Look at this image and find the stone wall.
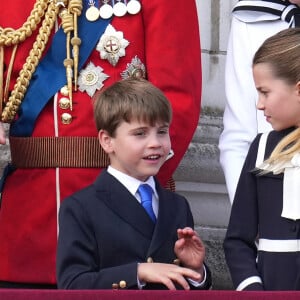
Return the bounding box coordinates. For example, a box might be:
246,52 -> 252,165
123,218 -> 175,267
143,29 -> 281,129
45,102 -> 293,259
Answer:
174,111 -> 232,290
0,124 -> 11,170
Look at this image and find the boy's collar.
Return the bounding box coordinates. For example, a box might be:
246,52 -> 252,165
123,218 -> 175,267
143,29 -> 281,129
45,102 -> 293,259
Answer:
107,166 -> 156,195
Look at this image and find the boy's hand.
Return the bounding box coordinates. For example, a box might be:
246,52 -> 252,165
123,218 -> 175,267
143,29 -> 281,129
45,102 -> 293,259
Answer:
174,227 -> 205,275
137,262 -> 201,290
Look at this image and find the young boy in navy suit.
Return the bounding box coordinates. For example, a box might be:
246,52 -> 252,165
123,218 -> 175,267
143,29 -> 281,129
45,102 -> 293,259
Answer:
56,78 -> 211,290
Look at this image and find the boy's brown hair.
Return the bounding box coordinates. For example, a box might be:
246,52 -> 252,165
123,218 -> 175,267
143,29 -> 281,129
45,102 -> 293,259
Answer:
93,78 -> 172,137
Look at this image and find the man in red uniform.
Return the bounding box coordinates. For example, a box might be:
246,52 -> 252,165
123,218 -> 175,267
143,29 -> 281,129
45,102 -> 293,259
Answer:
0,0 -> 201,287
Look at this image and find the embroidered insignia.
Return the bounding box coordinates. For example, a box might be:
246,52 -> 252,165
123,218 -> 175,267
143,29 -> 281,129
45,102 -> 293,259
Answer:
78,62 -> 109,97
96,24 -> 129,66
121,55 -> 146,79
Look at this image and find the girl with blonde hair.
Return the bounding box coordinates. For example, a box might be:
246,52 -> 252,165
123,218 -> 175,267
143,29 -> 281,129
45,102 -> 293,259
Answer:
224,27 -> 300,291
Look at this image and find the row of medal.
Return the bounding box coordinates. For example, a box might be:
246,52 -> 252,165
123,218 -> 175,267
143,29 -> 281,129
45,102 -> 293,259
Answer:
86,0 -> 141,21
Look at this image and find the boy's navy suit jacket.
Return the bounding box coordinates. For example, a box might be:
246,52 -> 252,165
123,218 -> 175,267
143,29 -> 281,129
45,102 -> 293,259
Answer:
57,169 -> 211,290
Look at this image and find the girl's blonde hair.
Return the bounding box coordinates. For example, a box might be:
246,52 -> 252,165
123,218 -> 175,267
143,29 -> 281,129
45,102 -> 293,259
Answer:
253,28 -> 300,171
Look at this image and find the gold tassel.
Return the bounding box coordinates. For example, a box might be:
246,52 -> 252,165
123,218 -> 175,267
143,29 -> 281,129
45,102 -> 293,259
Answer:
69,0 -> 82,91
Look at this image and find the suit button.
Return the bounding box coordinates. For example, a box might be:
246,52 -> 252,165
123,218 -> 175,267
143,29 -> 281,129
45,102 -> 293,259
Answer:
61,113 -> 72,124
112,283 -> 119,289
59,97 -> 71,109
173,258 -> 181,266
119,280 -> 126,289
147,257 -> 153,263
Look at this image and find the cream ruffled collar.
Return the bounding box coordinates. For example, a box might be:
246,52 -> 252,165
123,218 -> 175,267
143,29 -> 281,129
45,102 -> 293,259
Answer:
256,132 -> 300,220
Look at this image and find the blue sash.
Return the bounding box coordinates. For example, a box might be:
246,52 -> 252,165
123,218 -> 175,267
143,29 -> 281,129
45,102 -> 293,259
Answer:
10,3 -> 111,137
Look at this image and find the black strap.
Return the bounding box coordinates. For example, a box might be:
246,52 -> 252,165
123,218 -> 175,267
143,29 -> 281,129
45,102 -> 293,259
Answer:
233,0 -> 300,27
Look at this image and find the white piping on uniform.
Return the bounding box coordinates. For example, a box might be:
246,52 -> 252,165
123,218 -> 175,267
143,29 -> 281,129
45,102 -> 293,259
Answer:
53,93 -> 61,237
236,276 -> 262,291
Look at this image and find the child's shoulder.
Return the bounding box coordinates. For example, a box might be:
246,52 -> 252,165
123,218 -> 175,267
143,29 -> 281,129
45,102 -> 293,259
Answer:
252,127 -> 296,162
253,127 -> 295,148
264,127 -> 295,150
159,185 -> 188,204
61,184 -> 95,207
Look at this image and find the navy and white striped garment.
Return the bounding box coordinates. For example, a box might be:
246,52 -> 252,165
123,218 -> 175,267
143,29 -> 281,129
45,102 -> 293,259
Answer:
233,0 -> 300,26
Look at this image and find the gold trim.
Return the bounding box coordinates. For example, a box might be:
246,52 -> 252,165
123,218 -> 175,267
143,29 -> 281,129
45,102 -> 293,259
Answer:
0,0 -> 83,123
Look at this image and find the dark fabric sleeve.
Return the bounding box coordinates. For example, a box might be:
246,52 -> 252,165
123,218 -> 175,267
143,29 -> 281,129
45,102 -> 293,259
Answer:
56,196 -> 138,289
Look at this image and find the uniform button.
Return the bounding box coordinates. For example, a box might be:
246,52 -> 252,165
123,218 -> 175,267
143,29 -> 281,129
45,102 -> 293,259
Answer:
61,113 -> 72,124
147,257 -> 153,263
112,283 -> 119,289
173,258 -> 181,266
60,85 -> 69,96
59,97 -> 71,109
119,280 -> 126,289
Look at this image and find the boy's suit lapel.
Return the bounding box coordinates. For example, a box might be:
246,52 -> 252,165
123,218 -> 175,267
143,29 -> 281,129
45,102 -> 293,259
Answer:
147,184 -> 179,256
95,171 -> 180,256
96,171 -> 155,239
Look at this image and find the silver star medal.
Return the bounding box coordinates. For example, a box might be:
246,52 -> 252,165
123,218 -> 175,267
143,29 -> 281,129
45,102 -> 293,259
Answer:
96,24 -> 129,66
78,62 -> 109,97
121,56 -> 146,79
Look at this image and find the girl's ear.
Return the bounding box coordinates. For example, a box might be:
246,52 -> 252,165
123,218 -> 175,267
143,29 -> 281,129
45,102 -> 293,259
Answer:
98,129 -> 113,153
296,81 -> 300,97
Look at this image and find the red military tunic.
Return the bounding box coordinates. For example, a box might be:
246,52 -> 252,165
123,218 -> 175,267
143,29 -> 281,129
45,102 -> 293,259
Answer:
0,0 -> 201,285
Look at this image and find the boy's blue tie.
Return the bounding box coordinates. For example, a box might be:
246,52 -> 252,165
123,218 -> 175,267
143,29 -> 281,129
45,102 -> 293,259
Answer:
138,184 -> 156,223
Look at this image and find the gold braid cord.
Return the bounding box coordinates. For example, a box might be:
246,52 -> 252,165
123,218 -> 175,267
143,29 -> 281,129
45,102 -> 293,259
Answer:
1,0 -> 82,123
0,0 -> 49,117
0,0 -> 48,47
